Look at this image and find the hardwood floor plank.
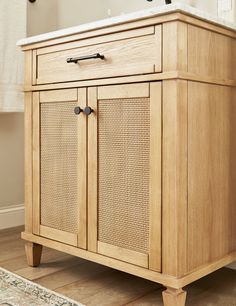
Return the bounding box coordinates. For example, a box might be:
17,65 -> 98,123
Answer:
0,239 -> 26,262
36,261 -> 109,290
0,226 -> 24,237
56,269 -> 159,306
125,288 -> 164,306
15,254 -> 82,280
1,248 -> 71,272
0,232 -> 22,244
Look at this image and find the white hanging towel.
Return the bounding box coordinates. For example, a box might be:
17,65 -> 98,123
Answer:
0,0 -> 26,112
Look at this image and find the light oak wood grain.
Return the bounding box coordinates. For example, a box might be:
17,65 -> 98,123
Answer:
39,225 -> 78,247
149,82 -> 162,272
25,242 -> 43,267
36,26 -> 155,56
162,288 -> 187,306
98,83 -> 150,99
24,71 -> 236,92
162,80 -> 188,277
87,86 -> 98,253
23,72 -> 176,92
187,82 -> 236,272
32,50 -> 37,85
163,21 -> 187,72
39,88 -> 78,103
36,28 -> 161,85
178,249 -> 236,288
22,231 -> 179,288
32,92 -> 40,235
98,241 -> 149,268
24,92 -> 33,233
24,51 -> 33,86
188,25 -> 236,82
77,87 -> 88,249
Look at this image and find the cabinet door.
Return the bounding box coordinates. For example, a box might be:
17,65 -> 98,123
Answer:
32,88 -> 87,249
88,83 -> 162,271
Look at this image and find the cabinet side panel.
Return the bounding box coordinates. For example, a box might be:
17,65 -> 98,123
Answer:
162,80 -> 188,277
188,25 -> 236,81
188,82 -> 236,272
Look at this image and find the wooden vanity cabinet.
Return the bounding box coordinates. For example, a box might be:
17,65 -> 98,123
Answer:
31,83 -> 162,271
21,10 -> 236,306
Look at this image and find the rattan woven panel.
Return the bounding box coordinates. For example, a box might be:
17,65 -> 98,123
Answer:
98,97 -> 150,254
40,102 -> 79,234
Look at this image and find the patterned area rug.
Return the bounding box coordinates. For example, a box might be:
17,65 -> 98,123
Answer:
0,267 -> 83,306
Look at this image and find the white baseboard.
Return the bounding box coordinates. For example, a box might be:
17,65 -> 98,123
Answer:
0,204 -> 24,230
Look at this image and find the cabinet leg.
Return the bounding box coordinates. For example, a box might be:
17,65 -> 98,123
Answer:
162,287 -> 187,306
25,242 -> 43,267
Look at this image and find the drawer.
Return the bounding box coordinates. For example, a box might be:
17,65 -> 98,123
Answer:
34,26 -> 162,85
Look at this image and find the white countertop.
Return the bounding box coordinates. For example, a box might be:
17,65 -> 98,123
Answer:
17,3 -> 236,47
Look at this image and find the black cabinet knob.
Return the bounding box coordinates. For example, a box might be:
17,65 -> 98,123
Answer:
74,106 -> 83,115
83,106 -> 94,115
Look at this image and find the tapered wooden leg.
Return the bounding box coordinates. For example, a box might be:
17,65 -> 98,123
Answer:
25,242 -> 43,267
162,287 -> 187,306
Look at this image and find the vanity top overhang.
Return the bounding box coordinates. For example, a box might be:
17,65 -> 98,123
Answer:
17,2 -> 236,48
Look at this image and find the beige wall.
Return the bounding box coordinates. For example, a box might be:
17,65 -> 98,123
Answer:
0,114 -> 24,209
27,0 -> 59,36
106,0 -> 218,17
58,0 -> 109,29
27,0 -> 109,35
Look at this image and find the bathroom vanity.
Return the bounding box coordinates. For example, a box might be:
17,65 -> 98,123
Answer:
18,4 -> 236,306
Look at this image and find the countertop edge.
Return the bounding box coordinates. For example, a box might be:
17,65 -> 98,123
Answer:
17,3 -> 236,47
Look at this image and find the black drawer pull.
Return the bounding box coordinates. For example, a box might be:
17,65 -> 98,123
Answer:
67,53 -> 105,64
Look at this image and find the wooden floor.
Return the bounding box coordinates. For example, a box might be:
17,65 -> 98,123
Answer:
0,226 -> 236,306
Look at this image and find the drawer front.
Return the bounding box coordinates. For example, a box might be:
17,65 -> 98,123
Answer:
35,26 -> 162,85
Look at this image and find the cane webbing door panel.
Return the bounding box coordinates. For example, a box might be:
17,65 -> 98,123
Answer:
88,83 -> 162,271
32,88 -> 87,248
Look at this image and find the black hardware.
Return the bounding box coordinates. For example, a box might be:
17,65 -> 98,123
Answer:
74,106 -> 83,115
28,0 -> 36,2
83,106 -> 94,116
67,53 -> 105,64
